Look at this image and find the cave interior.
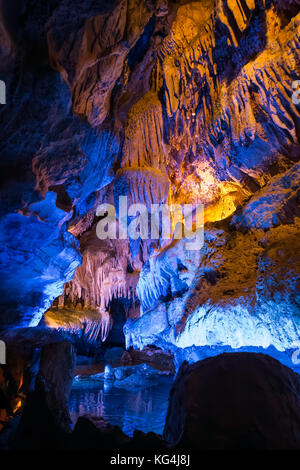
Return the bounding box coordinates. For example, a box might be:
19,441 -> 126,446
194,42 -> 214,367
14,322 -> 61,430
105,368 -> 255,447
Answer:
0,0 -> 300,452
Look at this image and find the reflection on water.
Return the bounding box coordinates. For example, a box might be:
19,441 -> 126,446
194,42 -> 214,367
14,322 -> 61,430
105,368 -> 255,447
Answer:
68,375 -> 173,437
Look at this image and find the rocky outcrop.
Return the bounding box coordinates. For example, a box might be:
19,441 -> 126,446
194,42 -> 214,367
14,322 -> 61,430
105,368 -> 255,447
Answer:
0,328 -> 75,449
124,216 -> 300,361
47,0 -> 161,127
163,353 -> 300,450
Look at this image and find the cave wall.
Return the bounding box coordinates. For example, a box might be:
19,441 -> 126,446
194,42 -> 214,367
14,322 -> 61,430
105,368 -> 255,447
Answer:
0,0 -> 299,360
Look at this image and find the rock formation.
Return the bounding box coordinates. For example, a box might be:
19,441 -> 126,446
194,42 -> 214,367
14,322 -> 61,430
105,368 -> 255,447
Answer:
0,0 -> 300,450
164,353 -> 300,449
0,328 -> 75,449
1,0 -> 299,348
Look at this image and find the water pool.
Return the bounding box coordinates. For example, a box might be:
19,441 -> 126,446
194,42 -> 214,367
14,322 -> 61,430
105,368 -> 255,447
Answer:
68,374 -> 173,437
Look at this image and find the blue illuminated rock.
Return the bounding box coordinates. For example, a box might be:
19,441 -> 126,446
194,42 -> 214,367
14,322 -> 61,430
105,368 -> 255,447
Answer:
0,0 -> 299,367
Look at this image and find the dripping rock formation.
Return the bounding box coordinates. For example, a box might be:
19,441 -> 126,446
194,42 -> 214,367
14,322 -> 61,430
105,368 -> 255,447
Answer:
0,0 -> 300,452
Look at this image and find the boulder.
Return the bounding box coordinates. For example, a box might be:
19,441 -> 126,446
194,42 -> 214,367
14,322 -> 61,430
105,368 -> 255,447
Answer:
163,353 -> 300,450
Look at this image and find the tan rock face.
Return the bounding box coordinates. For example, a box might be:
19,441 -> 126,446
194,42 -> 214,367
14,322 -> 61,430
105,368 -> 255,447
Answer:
47,0 -> 158,126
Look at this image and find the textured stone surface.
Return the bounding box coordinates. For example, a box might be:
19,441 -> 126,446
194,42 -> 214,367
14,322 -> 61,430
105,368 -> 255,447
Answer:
0,1 -> 299,359
49,0 -> 299,350
1,0 -> 300,452
124,215 -> 300,357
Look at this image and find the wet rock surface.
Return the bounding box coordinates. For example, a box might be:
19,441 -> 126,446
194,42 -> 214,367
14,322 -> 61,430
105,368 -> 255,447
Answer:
77,362 -> 172,390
